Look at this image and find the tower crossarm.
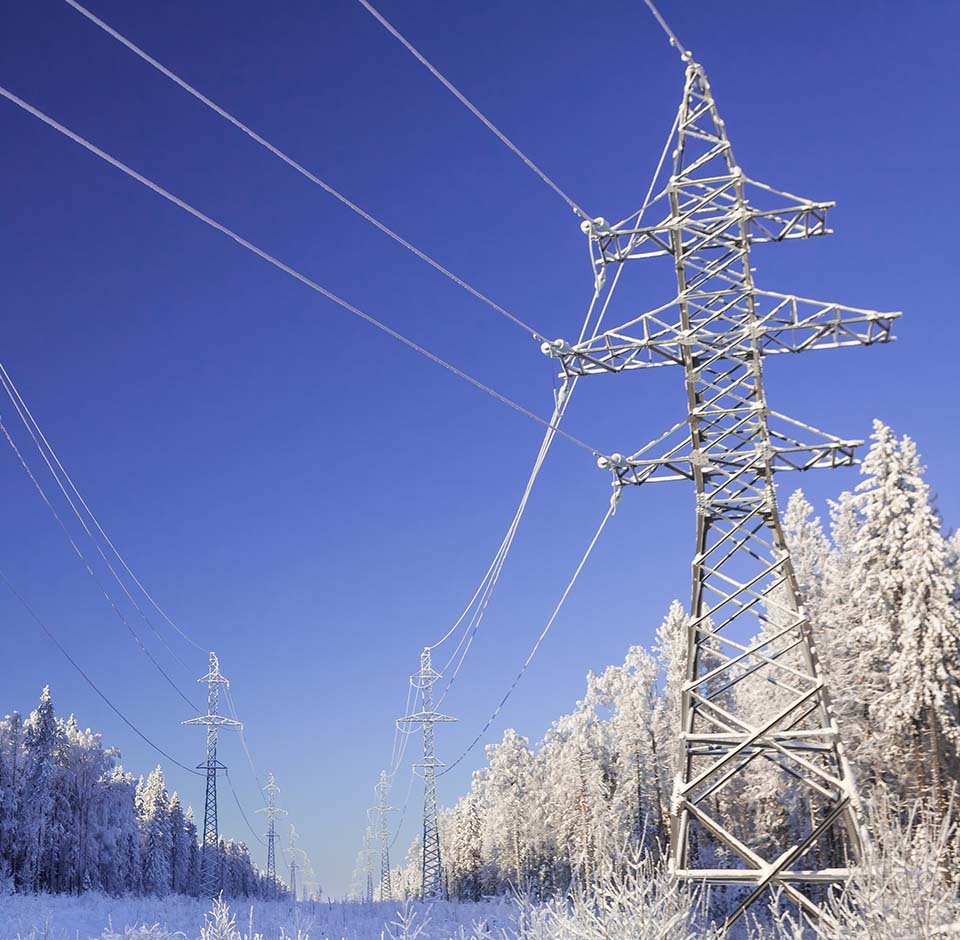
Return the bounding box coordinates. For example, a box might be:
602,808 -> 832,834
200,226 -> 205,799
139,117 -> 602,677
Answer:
542,291 -> 900,378
182,714 -> 242,729
598,412 -> 862,488
396,710 -> 457,724
586,182 -> 834,266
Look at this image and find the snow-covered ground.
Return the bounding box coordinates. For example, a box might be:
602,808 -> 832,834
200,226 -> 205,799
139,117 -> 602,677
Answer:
0,894 -> 517,940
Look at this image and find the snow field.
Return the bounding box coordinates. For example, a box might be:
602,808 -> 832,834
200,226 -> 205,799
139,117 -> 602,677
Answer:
0,894 -> 517,940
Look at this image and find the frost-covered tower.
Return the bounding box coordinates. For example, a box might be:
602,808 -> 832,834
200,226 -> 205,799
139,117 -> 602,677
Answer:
374,770 -> 394,901
183,651 -> 241,897
398,648 -> 456,901
542,27 -> 900,930
258,773 -> 286,899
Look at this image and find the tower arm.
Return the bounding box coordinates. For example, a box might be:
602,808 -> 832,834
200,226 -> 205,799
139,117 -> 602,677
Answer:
543,292 -> 900,378
597,412 -> 862,488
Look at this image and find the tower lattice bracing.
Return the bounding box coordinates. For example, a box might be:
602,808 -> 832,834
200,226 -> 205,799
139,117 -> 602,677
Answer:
288,825 -> 299,902
183,651 -> 241,898
542,47 -> 900,929
398,649 -> 456,901
363,825 -> 376,903
258,773 -> 286,899
373,771 -> 394,901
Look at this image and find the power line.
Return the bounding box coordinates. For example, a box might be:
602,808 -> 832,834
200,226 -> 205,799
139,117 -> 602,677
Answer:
643,0 -> 690,59
0,416 -> 201,714
0,84 -> 600,458
61,0 -> 546,344
388,765 -> 417,850
355,0 -> 589,219
225,768 -> 267,848
0,567 -> 201,776
0,358 -> 206,654
0,364 -> 200,683
440,501 -> 614,777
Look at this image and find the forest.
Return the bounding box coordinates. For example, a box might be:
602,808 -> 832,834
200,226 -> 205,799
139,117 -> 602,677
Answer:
0,688 -> 273,899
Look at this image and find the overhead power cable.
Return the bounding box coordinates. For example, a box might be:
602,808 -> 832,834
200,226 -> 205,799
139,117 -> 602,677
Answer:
0,364 -> 201,683
0,416 -> 201,714
0,84 -> 600,458
223,688 -> 293,868
61,0 -> 546,344
643,0 -> 690,59
440,501 -> 614,776
0,359 -> 206,655
0,567 -> 202,775
388,765 -> 417,850
225,767 -> 268,848
355,0 -> 589,219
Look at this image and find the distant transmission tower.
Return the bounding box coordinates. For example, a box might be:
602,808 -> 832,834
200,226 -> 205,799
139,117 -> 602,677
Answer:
373,770 -> 394,901
542,17 -> 899,930
258,773 -> 287,899
362,825 -> 375,903
398,649 -> 456,901
288,825 -> 298,902
183,651 -> 241,898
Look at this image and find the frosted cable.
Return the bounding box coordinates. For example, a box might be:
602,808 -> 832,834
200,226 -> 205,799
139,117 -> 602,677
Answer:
440,502 -> 614,776
0,358 -> 206,653
0,85 -> 600,457
0,363 -> 199,675
61,0 -> 546,343
225,768 -> 268,847
1,417 -> 201,714
643,0 -> 690,59
0,568 -> 202,775
355,0 -> 588,218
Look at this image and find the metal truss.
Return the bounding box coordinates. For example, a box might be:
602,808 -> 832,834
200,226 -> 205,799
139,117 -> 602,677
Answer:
183,651 -> 242,898
362,825 -> 376,903
374,770 -> 395,901
289,825 -> 299,901
258,772 -> 287,899
398,649 -> 457,901
542,48 -> 900,931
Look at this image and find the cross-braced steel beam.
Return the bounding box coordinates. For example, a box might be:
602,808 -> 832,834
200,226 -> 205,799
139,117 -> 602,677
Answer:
542,47 -> 899,930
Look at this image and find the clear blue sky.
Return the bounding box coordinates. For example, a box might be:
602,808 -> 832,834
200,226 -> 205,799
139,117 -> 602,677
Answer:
1,0 -> 956,898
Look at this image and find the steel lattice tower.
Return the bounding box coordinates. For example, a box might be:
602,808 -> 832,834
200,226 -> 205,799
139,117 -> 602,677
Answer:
398,649 -> 456,901
542,30 -> 900,930
362,825 -> 375,903
183,652 -> 241,898
288,825 -> 298,902
373,770 -> 394,901
258,773 -> 287,899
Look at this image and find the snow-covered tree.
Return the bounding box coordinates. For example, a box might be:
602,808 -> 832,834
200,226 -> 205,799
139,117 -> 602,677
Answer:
138,766 -> 172,895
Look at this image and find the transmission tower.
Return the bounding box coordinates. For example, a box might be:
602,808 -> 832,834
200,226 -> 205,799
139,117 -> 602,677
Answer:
373,770 -> 394,901
362,824 -> 375,903
541,29 -> 899,930
288,825 -> 298,902
182,651 -> 241,898
398,649 -> 456,901
258,773 -> 287,899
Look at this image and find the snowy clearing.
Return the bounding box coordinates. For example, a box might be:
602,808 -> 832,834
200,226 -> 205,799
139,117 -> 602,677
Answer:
0,894 -> 517,940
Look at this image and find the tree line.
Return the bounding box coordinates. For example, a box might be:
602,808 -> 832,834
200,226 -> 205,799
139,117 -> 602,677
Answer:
385,419 -> 960,900
0,687 -> 277,898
